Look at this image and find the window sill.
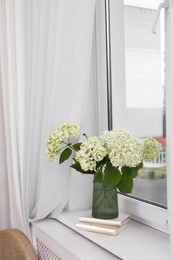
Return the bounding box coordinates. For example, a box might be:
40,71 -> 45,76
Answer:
32,209 -> 170,260
57,209 -> 169,260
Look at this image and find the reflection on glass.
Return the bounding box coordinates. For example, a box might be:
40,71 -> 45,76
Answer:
124,1 -> 167,206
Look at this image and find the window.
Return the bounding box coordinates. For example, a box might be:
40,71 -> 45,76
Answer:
123,1 -> 167,207
101,0 -> 168,232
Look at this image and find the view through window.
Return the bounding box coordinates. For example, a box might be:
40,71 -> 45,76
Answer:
123,0 -> 167,207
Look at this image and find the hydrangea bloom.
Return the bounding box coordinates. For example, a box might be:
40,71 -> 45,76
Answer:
75,137 -> 107,171
47,123 -> 79,160
47,131 -> 63,160
100,129 -> 143,168
142,137 -> 162,161
58,123 -> 79,138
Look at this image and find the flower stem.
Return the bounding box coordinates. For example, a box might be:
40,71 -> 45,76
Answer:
61,141 -> 75,151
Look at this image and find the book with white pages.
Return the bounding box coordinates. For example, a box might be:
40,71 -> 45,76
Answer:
79,213 -> 129,227
75,222 -> 127,236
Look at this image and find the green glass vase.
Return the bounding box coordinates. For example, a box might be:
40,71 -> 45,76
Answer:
92,182 -> 119,219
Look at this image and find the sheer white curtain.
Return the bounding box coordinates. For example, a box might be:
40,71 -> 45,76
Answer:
0,0 -> 28,233
0,0 -> 96,234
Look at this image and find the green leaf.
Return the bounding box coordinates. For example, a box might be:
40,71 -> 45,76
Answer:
96,157 -> 108,168
71,162 -> 95,174
93,170 -> 103,183
121,166 -> 133,177
130,162 -> 143,178
136,162 -> 143,170
121,163 -> 143,179
59,148 -> 72,164
104,162 -> 121,186
131,168 -> 138,178
72,142 -> 82,151
117,176 -> 133,194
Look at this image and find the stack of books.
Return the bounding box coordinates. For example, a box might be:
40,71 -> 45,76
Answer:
75,213 -> 129,236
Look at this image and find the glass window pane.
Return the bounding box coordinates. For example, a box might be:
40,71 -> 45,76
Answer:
123,1 -> 167,206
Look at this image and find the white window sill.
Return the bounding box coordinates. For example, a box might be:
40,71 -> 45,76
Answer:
32,209 -> 170,260
57,209 -> 169,260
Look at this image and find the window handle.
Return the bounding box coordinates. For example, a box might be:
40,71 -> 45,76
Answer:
152,2 -> 169,34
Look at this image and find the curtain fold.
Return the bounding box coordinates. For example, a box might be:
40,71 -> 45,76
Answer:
0,0 -> 96,235
0,0 -> 28,233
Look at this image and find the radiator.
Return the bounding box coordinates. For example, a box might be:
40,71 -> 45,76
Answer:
36,239 -> 63,260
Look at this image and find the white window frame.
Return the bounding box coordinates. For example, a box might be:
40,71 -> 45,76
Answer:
96,0 -> 169,234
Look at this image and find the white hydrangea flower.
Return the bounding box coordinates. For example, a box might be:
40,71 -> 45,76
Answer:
92,145 -> 107,162
47,131 -> 63,160
142,137 -> 162,161
47,123 -> 80,160
75,137 -> 107,171
100,129 -> 143,168
75,149 -> 96,171
58,123 -> 79,138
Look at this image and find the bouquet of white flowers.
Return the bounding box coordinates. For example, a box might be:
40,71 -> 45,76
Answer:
47,123 -> 162,194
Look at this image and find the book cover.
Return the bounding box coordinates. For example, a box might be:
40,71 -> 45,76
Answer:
79,213 -> 129,227
75,222 -> 127,236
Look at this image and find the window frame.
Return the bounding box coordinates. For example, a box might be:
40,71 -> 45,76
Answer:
96,0 -> 169,233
